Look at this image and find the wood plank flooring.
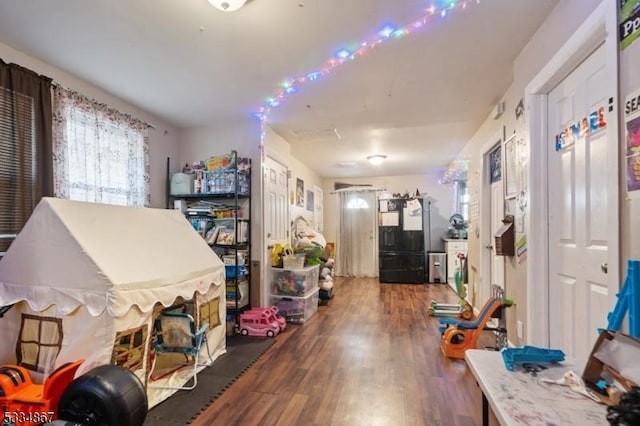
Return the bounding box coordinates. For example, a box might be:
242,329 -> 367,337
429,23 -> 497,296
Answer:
191,277 -> 499,426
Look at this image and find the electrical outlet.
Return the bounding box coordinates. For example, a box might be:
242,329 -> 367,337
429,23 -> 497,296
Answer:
517,321 -> 524,340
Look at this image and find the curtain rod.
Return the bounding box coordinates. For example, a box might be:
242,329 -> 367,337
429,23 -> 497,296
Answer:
52,82 -> 156,129
330,187 -> 385,194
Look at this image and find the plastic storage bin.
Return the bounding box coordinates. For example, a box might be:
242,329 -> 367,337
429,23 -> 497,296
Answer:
272,265 -> 319,296
271,287 -> 319,323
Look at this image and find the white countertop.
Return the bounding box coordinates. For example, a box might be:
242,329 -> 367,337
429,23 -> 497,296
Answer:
465,349 -> 608,425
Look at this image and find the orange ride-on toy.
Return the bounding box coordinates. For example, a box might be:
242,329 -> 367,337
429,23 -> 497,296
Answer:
1,359 -> 148,426
438,296 -> 500,334
1,359 -> 84,426
440,297 -> 513,359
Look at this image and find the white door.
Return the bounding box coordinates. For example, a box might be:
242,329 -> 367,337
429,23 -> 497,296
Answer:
263,157 -> 289,307
264,157 -> 289,250
336,191 -> 378,277
547,43 -> 617,359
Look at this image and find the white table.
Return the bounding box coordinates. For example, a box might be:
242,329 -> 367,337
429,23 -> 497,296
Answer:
465,349 -> 608,425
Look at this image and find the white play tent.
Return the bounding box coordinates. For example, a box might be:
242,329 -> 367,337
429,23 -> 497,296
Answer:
0,197 -> 227,408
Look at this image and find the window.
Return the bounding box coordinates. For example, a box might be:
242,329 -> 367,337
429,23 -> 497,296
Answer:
453,180 -> 469,221
16,314 -> 63,374
346,197 -> 369,209
112,326 -> 148,372
0,87 -> 35,254
53,86 -> 150,207
0,61 -> 52,256
199,297 -> 221,329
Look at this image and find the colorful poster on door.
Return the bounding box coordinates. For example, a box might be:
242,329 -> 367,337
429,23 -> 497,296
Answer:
625,88 -> 640,196
627,154 -> 640,192
620,0 -> 640,49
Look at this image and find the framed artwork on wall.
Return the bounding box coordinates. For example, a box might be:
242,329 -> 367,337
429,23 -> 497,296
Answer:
306,190 -> 314,211
504,134 -> 517,199
314,185 -> 323,232
296,178 -> 304,207
489,144 -> 502,184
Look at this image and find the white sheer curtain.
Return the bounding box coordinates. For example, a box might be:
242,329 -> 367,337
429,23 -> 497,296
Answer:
52,86 -> 150,207
335,189 -> 378,277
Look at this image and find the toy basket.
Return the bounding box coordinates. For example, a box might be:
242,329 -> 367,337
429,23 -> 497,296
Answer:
282,254 -> 305,269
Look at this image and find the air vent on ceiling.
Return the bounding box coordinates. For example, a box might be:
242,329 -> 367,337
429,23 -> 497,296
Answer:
290,127 -> 341,143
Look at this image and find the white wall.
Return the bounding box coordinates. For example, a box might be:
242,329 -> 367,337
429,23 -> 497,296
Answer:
0,41 -> 180,209
178,121 -> 262,306
289,155 -> 323,229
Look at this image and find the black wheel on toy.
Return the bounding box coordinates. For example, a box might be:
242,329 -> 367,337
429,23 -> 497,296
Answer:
267,330 -> 275,338
241,328 -> 249,336
57,365 -> 147,426
450,332 -> 466,345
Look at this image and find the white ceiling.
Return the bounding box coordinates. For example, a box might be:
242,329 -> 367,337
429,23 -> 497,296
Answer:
0,0 -> 558,179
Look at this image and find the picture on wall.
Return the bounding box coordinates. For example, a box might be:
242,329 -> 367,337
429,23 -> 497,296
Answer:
296,178 -> 304,207
306,190 -> 314,211
504,135 -> 517,199
314,185 -> 324,232
489,144 -> 502,184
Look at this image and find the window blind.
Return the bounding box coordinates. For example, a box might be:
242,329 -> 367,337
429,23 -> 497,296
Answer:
0,86 -> 36,255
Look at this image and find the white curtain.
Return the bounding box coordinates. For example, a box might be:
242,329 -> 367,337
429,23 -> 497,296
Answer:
335,190 -> 378,277
53,86 -> 150,207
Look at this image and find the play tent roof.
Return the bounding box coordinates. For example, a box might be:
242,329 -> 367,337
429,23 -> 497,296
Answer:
0,197 -> 225,317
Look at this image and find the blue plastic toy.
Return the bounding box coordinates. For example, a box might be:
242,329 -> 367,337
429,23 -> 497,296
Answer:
605,259 -> 640,338
500,345 -> 565,371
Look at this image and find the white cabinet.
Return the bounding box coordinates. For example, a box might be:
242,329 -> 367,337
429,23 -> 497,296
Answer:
444,239 -> 468,293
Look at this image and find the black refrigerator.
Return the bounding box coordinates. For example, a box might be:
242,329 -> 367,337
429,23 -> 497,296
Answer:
378,198 -> 426,283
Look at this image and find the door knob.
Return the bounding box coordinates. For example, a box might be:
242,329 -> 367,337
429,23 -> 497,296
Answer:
485,244 -> 493,250
601,263 -> 608,274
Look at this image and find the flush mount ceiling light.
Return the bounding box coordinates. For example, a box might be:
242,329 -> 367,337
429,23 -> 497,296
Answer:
367,155 -> 386,166
207,0 -> 247,12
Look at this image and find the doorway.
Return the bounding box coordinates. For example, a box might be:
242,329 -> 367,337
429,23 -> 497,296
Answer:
335,189 -> 378,277
547,43 -> 614,359
480,138 -> 506,306
527,1 -> 619,355
263,156 -> 289,306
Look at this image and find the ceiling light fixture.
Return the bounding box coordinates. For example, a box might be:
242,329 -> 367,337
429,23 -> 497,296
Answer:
207,0 -> 247,12
367,155 -> 386,166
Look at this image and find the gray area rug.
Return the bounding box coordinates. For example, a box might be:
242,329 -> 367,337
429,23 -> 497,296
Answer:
144,335 -> 275,426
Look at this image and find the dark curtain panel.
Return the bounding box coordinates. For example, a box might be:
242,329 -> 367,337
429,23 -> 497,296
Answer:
0,59 -> 53,254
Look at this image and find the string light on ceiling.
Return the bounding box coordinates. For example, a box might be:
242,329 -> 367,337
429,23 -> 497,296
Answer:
256,0 -> 482,145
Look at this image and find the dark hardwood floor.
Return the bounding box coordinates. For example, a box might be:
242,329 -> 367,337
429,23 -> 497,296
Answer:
191,277 -> 499,426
